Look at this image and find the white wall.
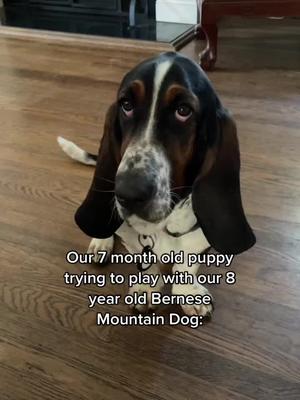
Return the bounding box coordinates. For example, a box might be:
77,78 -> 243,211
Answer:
156,0 -> 201,24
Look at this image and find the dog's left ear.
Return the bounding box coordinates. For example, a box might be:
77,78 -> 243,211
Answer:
75,103 -> 123,238
192,102 -> 256,254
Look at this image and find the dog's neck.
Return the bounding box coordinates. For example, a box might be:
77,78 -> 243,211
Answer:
125,194 -> 198,238
126,214 -> 167,236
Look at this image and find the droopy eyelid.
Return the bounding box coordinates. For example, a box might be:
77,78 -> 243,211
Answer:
118,92 -> 132,103
118,80 -> 145,105
171,97 -> 195,113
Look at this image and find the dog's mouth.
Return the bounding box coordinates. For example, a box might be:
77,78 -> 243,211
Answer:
116,196 -> 172,223
115,187 -> 186,235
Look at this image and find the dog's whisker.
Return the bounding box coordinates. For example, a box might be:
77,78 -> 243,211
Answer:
95,176 -> 115,185
171,185 -> 192,191
169,196 -> 177,205
113,197 -> 122,223
170,191 -> 181,201
92,189 -> 115,193
108,196 -> 120,225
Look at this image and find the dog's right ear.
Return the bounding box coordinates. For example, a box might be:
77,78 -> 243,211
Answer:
192,106 -> 256,254
75,103 -> 123,238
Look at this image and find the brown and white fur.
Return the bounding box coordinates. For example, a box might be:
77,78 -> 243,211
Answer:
58,52 -> 255,317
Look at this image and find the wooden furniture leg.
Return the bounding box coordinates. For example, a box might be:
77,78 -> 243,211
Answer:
200,22 -> 218,70
199,0 -> 300,71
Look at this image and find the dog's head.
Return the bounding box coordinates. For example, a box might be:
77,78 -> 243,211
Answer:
75,52 -> 255,254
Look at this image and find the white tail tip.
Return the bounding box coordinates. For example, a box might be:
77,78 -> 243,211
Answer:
57,136 -> 97,166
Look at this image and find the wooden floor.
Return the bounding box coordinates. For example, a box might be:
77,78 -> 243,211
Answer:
1,18 -> 300,400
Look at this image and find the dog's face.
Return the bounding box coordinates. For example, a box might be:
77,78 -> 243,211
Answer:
115,54 -> 204,224
75,52 -> 256,254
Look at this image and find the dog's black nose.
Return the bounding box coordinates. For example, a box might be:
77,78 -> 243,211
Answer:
115,172 -> 155,212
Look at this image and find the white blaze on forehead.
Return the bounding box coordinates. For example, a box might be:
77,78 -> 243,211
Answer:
144,59 -> 173,141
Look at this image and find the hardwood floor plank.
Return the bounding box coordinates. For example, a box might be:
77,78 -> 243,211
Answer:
1,18 -> 300,400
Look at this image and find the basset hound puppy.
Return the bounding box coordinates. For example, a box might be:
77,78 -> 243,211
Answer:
58,52 -> 255,317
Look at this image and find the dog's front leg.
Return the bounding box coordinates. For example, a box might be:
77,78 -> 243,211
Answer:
128,263 -> 165,313
171,229 -> 213,318
172,261 -> 213,318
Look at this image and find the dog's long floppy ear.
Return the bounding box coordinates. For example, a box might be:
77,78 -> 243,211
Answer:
75,103 -> 123,238
192,103 -> 256,254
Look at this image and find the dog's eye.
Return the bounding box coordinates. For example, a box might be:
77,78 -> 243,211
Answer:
121,99 -> 134,117
175,104 -> 192,122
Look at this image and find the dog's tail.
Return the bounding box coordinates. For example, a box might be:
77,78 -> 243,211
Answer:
57,136 -> 97,166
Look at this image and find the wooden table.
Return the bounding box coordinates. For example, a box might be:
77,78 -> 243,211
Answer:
200,0 -> 300,70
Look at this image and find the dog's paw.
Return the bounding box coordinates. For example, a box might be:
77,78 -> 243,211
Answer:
87,237 -> 114,264
128,280 -> 164,313
172,283 -> 213,318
